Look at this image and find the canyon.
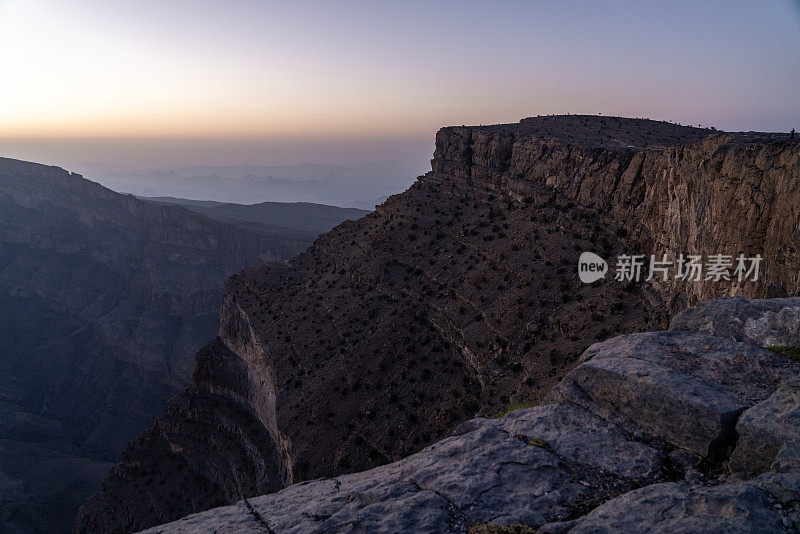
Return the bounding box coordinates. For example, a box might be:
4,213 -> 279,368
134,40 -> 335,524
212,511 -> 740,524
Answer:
74,116 -> 800,532
0,158 -> 363,534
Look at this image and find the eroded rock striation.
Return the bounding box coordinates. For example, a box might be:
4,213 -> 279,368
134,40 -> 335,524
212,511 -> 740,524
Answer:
433,116 -> 800,306
142,296 -> 800,533
77,116 -> 800,532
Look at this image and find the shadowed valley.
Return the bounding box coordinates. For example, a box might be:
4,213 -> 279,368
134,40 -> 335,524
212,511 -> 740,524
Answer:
0,158 -> 364,534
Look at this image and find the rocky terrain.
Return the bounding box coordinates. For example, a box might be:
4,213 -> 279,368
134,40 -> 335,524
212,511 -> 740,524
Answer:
140,295 -> 800,533
75,116 -> 800,533
0,158 -> 361,534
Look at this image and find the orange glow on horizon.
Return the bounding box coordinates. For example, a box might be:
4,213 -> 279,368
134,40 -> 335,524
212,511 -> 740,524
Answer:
1,1 -> 798,146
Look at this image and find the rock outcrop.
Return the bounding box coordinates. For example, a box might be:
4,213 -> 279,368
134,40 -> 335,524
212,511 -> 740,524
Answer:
77,116 -> 800,533
141,296 -> 800,533
730,379 -> 800,475
670,295 -> 800,346
545,330 -> 795,458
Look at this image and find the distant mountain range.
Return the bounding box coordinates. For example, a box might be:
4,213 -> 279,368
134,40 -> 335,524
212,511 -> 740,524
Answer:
0,158 -> 366,534
143,197 -> 369,240
93,161 -> 421,210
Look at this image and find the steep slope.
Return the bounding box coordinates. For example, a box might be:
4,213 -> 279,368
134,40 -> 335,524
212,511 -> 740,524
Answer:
76,116 -> 800,533
0,158 -> 355,534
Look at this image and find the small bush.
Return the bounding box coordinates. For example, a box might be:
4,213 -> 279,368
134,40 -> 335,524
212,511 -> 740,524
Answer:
492,401 -> 534,418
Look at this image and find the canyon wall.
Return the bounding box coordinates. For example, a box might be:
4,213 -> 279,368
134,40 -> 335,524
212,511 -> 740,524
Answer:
433,120 -> 800,307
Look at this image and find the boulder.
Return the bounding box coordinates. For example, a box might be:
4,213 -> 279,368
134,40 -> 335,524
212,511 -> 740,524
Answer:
770,441 -> 800,473
545,331 -> 796,457
730,379 -> 800,474
540,477 -> 796,534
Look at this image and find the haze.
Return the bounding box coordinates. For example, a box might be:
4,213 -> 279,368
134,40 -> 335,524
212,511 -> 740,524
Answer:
1,0 -> 798,180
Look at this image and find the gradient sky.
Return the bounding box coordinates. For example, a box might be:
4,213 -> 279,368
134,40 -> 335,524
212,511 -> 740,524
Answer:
1,0 -> 798,172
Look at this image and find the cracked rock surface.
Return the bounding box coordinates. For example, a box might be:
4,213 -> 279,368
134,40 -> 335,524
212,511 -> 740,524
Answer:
730,379 -> 800,475
142,402 -> 666,533
544,330 -> 796,457
539,476 -> 797,534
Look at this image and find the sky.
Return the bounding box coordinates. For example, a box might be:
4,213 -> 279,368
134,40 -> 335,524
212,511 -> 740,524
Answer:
0,0 -> 798,174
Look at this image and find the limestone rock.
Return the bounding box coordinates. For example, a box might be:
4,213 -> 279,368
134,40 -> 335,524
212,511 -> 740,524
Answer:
540,478 -> 795,534
670,296 -> 800,347
545,331 -> 797,457
730,379 -> 800,474
771,441 -> 800,473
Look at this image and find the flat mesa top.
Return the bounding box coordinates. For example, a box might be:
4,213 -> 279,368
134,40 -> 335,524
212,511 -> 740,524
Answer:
445,115 -> 789,150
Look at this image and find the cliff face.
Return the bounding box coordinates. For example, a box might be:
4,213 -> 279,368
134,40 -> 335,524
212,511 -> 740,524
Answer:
433,117 -> 800,306
76,117 -> 800,533
67,339 -> 289,532
0,158 -> 320,534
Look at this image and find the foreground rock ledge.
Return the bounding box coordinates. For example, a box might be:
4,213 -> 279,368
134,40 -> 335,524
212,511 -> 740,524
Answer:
141,297 -> 800,534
